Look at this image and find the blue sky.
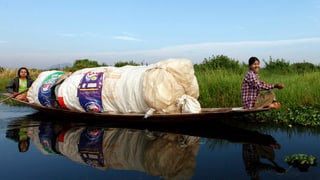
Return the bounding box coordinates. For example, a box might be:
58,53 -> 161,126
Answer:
1,0 -> 320,69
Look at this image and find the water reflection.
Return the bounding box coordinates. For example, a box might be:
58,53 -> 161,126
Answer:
5,115 -> 287,179
5,120 -> 30,152
243,143 -> 285,179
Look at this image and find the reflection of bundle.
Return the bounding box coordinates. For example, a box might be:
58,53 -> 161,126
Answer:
143,132 -> 200,180
78,128 -> 105,167
27,124 -> 61,155
55,127 -> 200,179
57,128 -> 87,165
39,122 -> 56,154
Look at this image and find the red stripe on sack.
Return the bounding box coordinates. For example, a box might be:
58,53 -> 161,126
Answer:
58,131 -> 66,142
58,97 -> 68,109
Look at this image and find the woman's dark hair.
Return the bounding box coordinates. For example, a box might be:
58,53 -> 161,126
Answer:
248,57 -> 260,66
17,67 -> 29,77
18,139 -> 30,153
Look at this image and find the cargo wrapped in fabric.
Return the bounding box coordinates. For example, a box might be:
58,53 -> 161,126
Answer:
29,58 -> 201,115
143,58 -> 200,114
57,67 -> 109,112
27,70 -> 67,107
57,66 -> 151,113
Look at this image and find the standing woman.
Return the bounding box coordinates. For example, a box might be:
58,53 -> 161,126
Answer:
6,67 -> 34,101
241,57 -> 284,109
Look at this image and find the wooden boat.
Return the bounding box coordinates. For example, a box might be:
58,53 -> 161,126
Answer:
2,93 -> 270,123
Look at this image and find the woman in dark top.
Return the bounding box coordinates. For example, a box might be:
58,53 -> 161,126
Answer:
6,67 -> 34,101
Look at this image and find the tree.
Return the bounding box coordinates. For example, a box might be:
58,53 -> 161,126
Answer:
69,59 -> 100,71
290,62 -> 317,74
114,60 -> 139,67
195,54 -> 241,73
263,57 -> 290,74
0,66 -> 4,73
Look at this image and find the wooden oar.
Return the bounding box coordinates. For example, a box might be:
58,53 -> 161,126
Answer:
0,89 -> 28,103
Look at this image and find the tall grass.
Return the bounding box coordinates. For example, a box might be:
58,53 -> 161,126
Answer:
196,69 -> 320,126
196,69 -> 243,108
196,69 -> 320,109
276,72 -> 320,107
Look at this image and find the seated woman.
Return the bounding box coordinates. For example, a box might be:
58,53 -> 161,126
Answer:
5,67 -> 34,101
241,57 -> 284,109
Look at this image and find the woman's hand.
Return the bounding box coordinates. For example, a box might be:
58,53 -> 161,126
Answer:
274,84 -> 285,89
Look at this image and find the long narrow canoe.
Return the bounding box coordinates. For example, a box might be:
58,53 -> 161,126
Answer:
2,93 -> 270,123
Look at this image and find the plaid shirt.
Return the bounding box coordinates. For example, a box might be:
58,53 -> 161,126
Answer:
241,70 -> 274,109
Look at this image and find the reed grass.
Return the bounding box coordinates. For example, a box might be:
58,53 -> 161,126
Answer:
196,69 -> 320,109
196,69 -> 243,108
196,69 -> 320,126
276,72 -> 320,107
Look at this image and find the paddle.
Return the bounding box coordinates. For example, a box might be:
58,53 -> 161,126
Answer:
0,88 -> 29,103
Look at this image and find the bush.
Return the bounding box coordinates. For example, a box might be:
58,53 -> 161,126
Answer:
194,55 -> 242,74
290,62 -> 317,74
68,59 -> 101,71
263,57 -> 290,74
114,60 -> 139,67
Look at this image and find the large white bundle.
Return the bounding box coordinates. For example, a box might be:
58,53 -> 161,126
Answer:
101,65 -> 150,113
143,58 -> 200,113
57,66 -> 150,113
57,67 -> 107,112
27,70 -> 66,106
31,58 -> 201,115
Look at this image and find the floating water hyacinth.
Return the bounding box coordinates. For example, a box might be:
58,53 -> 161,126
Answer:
284,153 -> 317,172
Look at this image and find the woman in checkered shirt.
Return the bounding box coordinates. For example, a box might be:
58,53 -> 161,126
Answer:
241,57 -> 284,109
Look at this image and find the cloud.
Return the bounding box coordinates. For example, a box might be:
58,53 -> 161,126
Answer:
175,37 -> 320,48
57,32 -> 142,41
111,32 -> 142,41
57,33 -> 80,37
111,35 -> 142,41
1,37 -> 319,68
94,37 -> 320,64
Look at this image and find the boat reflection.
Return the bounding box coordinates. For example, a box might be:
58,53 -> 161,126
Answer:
6,115 -> 285,179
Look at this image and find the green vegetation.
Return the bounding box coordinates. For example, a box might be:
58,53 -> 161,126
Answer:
64,59 -> 102,72
1,55 -> 320,127
194,55 -> 320,127
114,60 -> 140,67
284,153 -> 317,172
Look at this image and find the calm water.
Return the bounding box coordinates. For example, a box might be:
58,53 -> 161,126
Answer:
0,104 -> 319,180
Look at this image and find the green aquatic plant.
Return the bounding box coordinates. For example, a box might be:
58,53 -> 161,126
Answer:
284,153 -> 317,172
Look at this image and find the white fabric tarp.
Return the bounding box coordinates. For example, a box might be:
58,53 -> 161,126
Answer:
28,58 -> 201,114
27,70 -> 66,105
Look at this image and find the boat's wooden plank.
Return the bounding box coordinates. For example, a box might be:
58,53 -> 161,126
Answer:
1,93 -> 270,122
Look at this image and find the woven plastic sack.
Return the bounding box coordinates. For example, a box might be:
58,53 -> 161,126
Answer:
27,70 -> 66,106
